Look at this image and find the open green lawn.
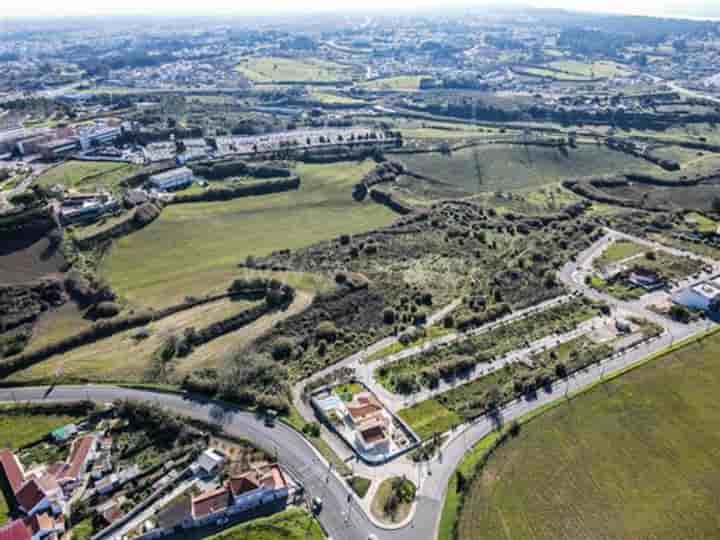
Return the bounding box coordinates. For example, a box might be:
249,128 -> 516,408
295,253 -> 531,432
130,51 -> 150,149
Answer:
397,145 -> 653,195
398,399 -> 462,440
236,56 -> 351,83
457,329 -> 720,540
594,239 -> 647,269
100,160 -> 396,308
360,76 -> 425,91
0,406 -> 85,525
207,507 -> 324,540
311,91 -> 365,105
7,297 -> 258,385
36,160 -> 142,190
548,60 -> 630,78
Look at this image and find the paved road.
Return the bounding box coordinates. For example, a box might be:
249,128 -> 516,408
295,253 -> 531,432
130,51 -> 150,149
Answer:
1,231 -> 716,540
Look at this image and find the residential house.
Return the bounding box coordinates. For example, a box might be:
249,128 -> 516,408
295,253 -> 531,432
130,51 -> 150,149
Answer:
196,449 -> 224,477
191,487 -> 231,522
0,520 -> 31,540
627,268 -> 665,290
15,475 -> 63,516
0,449 -> 26,494
25,513 -> 64,540
675,279 -> 720,312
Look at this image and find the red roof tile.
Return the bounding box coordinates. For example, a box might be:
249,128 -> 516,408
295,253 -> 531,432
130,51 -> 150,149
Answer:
0,449 -> 24,494
15,477 -> 48,512
191,487 -> 230,518
0,520 -> 30,540
60,435 -> 95,481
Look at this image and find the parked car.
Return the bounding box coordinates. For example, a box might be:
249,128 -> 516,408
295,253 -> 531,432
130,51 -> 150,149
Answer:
312,496 -> 323,514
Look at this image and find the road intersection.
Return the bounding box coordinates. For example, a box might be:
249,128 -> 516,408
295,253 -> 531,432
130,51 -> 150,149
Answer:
1,229 -> 717,540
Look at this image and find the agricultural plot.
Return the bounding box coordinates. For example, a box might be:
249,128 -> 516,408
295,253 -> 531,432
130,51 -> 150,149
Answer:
457,329 -> 720,540
35,160 -> 142,190
0,232 -> 65,284
397,145 -> 653,195
360,76 -> 425,91
6,297 -> 259,385
236,56 -> 351,83
100,160 -> 396,308
548,59 -> 631,78
378,299 -> 601,395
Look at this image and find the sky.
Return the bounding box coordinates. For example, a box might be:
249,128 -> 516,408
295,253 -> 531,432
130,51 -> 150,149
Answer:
0,0 -> 717,19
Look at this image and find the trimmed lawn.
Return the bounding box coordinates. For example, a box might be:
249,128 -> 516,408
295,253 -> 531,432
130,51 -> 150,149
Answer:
398,399 -> 462,440
457,330 -> 720,540
348,476 -> 372,498
100,160 -> 396,308
207,507 -> 324,540
36,160 -> 142,190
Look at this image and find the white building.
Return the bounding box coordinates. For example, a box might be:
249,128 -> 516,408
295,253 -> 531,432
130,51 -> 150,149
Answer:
149,167 -> 194,191
674,279 -> 720,311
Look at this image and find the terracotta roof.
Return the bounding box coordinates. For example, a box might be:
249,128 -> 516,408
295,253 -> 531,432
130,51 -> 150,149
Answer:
229,464 -> 286,496
0,449 -> 25,494
346,402 -> 382,422
191,487 -> 230,518
0,520 -> 30,540
16,477 -> 49,512
360,425 -> 387,445
60,435 -> 95,481
26,513 -> 55,535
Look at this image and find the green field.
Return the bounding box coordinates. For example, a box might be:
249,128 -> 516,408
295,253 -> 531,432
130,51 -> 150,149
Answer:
548,60 -> 630,78
397,145 -> 653,194
398,399 -> 462,440
100,160 -> 396,308
360,76 -> 425,91
236,56 -> 351,83
311,91 -> 365,105
7,297 -> 257,384
594,239 -> 647,269
36,160 -> 142,190
207,507 -> 324,540
0,406 -> 85,524
457,330 -> 720,540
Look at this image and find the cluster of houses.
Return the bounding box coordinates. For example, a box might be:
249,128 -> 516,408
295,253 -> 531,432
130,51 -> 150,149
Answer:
56,191 -> 120,225
313,387 -> 414,461
0,428 -> 99,540
140,449 -> 292,540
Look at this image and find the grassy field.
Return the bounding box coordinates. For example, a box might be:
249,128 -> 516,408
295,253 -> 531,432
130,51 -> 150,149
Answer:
7,297 -> 258,385
457,329 -> 720,540
310,90 -> 365,105
236,56 -> 351,83
594,239 -> 647,269
206,507 -> 324,540
398,399 -> 463,440
0,234 -> 64,284
360,76 -> 425,91
548,60 -> 630,78
0,406 -> 85,525
100,160 -> 396,308
397,145 -> 653,194
36,160 -> 142,190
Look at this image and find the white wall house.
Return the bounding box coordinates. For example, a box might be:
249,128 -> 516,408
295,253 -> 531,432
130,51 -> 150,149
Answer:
675,280 -> 720,311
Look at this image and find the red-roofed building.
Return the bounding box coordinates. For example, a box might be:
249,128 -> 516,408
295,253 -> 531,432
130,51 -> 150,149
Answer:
0,449 -> 25,494
227,464 -> 289,511
25,512 -> 64,540
191,487 -> 230,520
15,476 -> 62,516
0,520 -> 30,540
57,435 -> 96,488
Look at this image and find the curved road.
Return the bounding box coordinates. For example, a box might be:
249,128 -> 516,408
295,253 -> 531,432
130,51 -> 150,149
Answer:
1,230 -> 716,540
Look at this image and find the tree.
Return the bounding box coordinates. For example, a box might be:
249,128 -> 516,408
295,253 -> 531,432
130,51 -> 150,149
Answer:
456,470 -> 467,493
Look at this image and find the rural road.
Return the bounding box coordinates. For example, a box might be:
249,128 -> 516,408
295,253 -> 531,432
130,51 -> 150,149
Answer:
1,231 -> 716,540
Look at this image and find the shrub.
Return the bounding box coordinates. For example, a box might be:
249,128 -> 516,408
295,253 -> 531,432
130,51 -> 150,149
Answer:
91,301 -> 121,319
335,272 -> 347,284
272,337 -> 295,361
316,321 -> 338,342
383,308 -> 396,325
255,393 -> 290,414
302,422 -> 321,438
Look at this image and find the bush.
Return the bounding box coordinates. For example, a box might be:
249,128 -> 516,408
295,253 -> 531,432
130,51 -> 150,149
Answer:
255,393 -> 290,414
316,321 -> 338,342
302,422 -> 321,438
383,308 -> 396,325
90,301 -> 121,319
272,337 -> 295,360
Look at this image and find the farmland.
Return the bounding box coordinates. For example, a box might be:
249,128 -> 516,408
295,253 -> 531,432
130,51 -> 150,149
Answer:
360,75 -> 425,91
6,296 -> 259,385
548,60 -> 631,78
100,160 -> 396,308
456,330 -> 720,540
35,160 -> 142,190
397,145 -> 653,195
235,56 -> 351,83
